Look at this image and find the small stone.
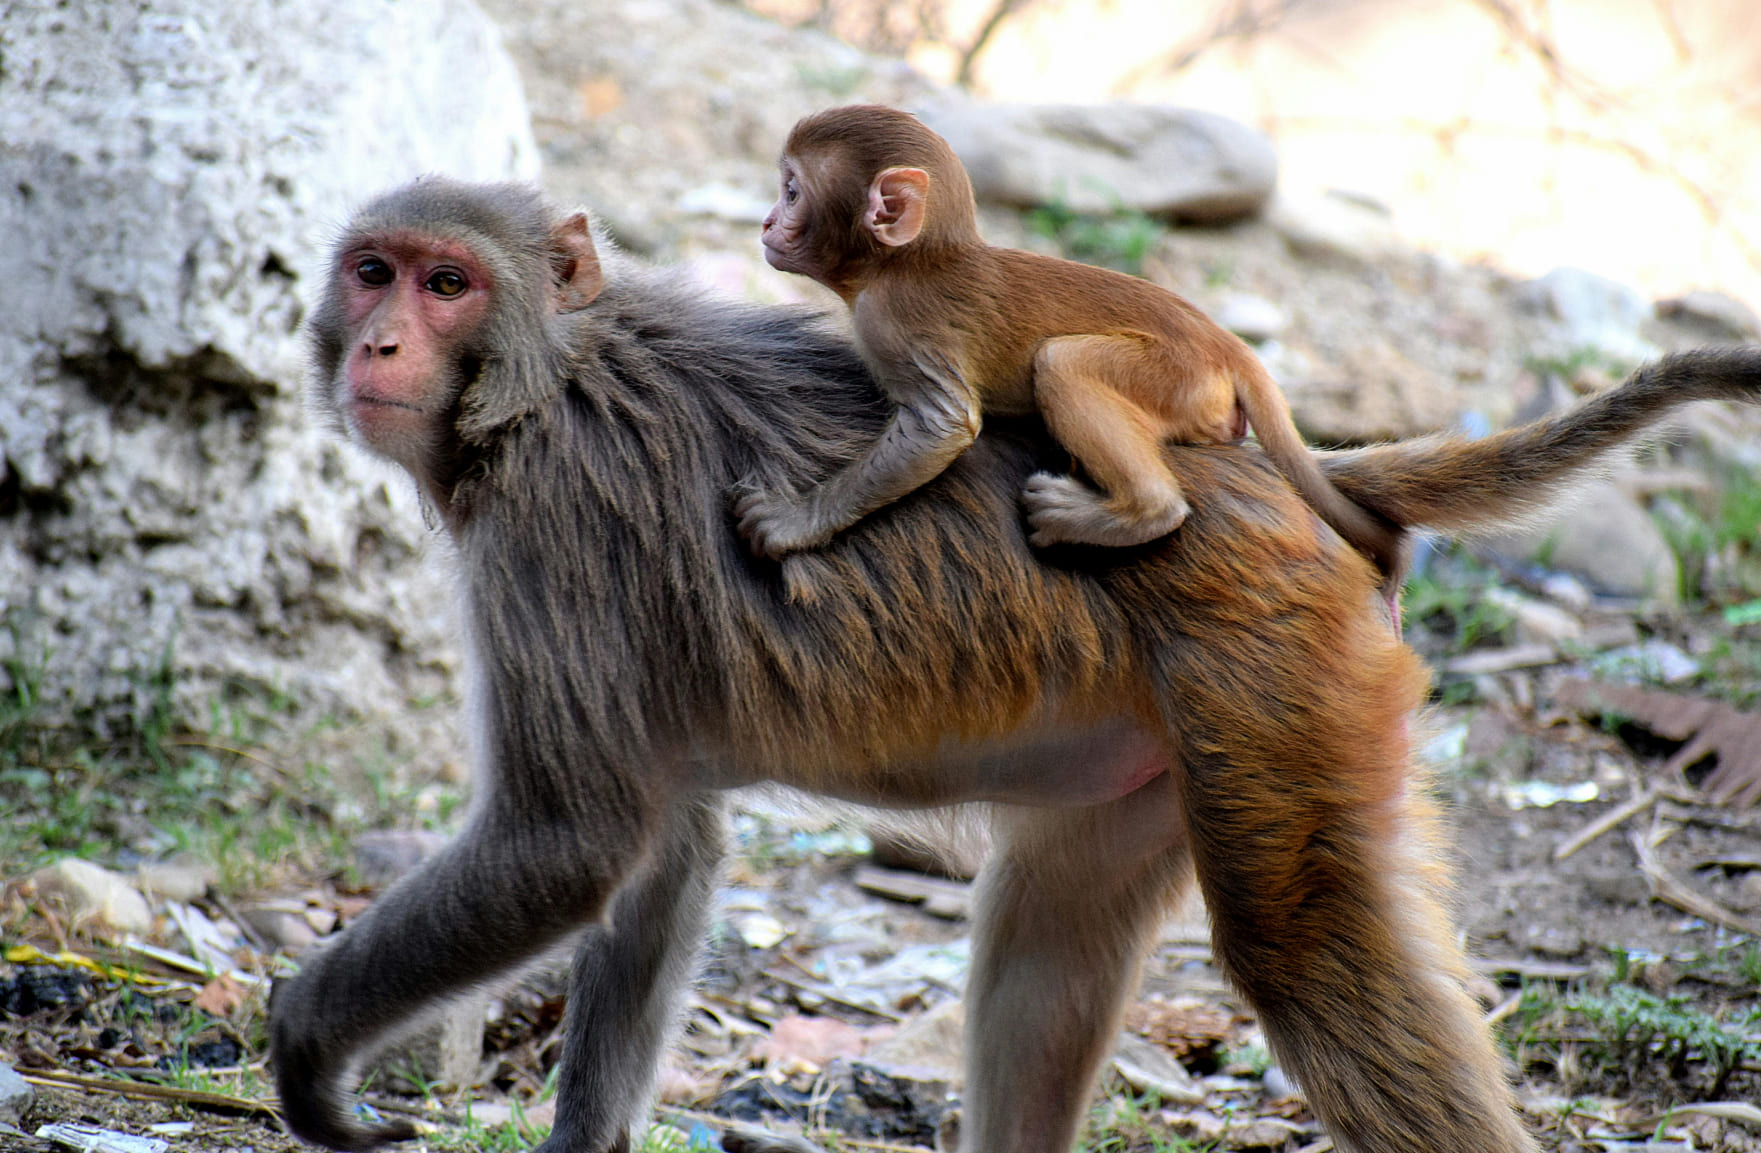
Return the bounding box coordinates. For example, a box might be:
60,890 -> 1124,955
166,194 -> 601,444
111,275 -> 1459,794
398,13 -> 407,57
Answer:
373,988 -> 491,1091
467,1096 -> 556,1130
353,830 -> 449,889
0,1063 -> 34,1125
1112,1033 -> 1204,1106
1268,188 -> 1401,264
1518,267 -> 1657,363
1539,573 -> 1592,613
1261,1064 -> 1300,1099
1163,1110 -> 1227,1143
30,859 -> 153,934
136,860 -> 214,903
1222,1118 -> 1301,1149
1514,922 -> 1585,959
1213,294 -> 1286,343
1482,589 -> 1583,646
1594,640 -> 1700,685
302,906 -> 338,935
239,903 -> 321,953
1656,290 -> 1760,342
866,999 -> 965,1083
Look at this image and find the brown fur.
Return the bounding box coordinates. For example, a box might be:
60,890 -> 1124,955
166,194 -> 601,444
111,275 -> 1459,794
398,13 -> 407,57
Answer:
274,175 -> 1761,1153
744,104 -> 1399,580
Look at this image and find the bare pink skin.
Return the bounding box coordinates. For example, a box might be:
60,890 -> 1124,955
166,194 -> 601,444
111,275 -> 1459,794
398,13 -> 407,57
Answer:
335,232 -> 493,477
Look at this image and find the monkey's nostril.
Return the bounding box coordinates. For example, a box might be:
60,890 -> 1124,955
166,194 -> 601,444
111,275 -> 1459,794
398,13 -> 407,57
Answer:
377,343 -> 398,357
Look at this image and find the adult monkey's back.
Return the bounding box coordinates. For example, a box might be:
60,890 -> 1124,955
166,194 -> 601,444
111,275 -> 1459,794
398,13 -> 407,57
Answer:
272,176 -> 1761,1153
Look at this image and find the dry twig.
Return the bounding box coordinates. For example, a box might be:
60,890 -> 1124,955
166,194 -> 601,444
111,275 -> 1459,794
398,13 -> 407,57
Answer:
1554,788 -> 1655,862
22,1068 -> 279,1119
1629,824 -> 1761,937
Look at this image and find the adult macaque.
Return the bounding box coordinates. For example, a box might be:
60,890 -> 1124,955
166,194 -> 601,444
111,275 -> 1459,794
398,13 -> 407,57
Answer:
273,175 -> 1761,1153
737,104 -> 1400,583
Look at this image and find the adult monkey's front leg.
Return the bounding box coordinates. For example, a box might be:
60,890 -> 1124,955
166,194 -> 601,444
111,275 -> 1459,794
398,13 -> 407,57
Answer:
537,797 -> 724,1153
271,785 -> 661,1151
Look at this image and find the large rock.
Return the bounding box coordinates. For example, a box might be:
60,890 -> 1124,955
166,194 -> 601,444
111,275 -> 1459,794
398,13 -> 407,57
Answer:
1267,188 -> 1403,265
477,0 -> 937,256
1485,481 -> 1680,606
918,101 -> 1276,224
1517,267 -> 1659,364
0,0 -> 537,741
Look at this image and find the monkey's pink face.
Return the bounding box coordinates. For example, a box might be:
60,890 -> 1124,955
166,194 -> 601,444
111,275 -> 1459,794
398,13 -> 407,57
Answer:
760,159 -> 820,280
334,233 -> 493,467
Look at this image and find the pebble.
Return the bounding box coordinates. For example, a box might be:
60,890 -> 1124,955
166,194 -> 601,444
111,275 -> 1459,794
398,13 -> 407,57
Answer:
1518,266 -> 1658,362
239,902 -> 321,953
1112,1033 -> 1205,1106
1221,1118 -> 1302,1149
0,1063 -> 34,1125
353,829 -> 449,889
1486,482 -> 1679,606
136,860 -> 213,903
1213,293 -> 1286,343
1268,188 -> 1401,264
1482,588 -> 1583,646
1261,1064 -> 1300,1099
1656,290 -> 1760,341
29,859 -> 152,934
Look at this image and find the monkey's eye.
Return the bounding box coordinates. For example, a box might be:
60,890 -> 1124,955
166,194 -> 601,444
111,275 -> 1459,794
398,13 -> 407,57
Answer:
356,257 -> 393,287
425,269 -> 468,297
784,178 -> 800,205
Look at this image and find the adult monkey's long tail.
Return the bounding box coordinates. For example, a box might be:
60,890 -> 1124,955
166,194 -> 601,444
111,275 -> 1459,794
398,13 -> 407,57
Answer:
1321,347 -> 1761,535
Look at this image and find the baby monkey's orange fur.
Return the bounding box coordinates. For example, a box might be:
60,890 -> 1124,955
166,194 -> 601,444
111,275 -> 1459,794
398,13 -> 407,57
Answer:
738,104 -> 1399,579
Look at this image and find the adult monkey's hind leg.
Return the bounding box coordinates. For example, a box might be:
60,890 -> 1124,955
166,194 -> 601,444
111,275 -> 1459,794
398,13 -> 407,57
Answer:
538,796 -> 724,1153
720,772 -> 1191,1153
961,772 -> 1192,1153
1176,627 -> 1537,1153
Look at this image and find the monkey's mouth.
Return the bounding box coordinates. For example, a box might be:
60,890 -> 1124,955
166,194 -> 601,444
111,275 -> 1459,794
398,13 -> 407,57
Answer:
348,395 -> 421,413
760,240 -> 800,272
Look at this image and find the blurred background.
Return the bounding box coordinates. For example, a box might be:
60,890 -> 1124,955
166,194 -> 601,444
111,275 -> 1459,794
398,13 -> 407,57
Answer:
750,0 -> 1761,311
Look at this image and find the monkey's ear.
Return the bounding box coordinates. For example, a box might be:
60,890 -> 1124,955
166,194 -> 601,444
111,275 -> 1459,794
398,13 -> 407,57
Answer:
866,168 -> 929,247
550,212 -> 604,312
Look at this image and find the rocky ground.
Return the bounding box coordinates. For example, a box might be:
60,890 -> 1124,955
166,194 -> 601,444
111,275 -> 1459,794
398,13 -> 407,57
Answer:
6,1 -> 1761,1152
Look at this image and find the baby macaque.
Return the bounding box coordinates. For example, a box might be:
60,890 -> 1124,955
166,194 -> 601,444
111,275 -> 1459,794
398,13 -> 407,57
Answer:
737,104 -> 1398,580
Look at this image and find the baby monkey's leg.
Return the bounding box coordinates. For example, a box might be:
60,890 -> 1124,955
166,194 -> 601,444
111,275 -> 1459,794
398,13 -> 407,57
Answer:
1025,334 -> 1191,548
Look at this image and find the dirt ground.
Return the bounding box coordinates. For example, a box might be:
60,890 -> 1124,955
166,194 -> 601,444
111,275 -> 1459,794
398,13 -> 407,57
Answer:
7,703 -> 1761,1153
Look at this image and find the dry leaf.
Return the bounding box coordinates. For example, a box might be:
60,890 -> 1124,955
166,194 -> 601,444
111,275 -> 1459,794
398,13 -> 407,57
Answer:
1123,995 -> 1237,1058
1555,679 -> 1761,807
752,1014 -> 877,1065
193,973 -> 249,1016
577,77 -> 623,119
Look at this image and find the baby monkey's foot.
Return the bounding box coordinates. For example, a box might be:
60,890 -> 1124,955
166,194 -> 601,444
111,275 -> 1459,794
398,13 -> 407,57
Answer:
1022,471 -> 1188,548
